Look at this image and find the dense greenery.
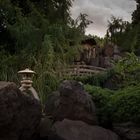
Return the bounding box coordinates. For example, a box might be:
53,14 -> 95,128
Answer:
114,52 -> 140,86
106,0 -> 140,53
132,0 -> 140,25
0,0 -> 139,130
0,0 -> 94,103
84,52 -> 140,126
85,85 -> 113,128
73,52 -> 140,89
85,84 -> 140,126
110,85 -> 140,124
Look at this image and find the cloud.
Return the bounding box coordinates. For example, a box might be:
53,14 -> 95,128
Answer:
71,0 -> 136,37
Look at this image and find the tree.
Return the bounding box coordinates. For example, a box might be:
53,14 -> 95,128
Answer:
106,16 -> 129,43
0,0 -> 84,103
132,0 -> 140,54
75,13 -> 93,34
132,0 -> 140,25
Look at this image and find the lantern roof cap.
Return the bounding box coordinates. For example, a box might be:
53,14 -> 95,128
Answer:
18,68 -> 36,74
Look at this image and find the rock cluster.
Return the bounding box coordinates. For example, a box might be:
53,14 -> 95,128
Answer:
44,80 -> 97,125
113,122 -> 140,140
52,119 -> 119,140
1,80 -> 139,140
40,80 -> 120,140
0,81 -> 42,140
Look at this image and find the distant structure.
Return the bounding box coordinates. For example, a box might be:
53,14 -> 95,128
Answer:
74,38 -> 121,68
74,38 -> 99,66
101,43 -> 121,68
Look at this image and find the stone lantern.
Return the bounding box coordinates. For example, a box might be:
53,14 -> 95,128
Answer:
18,68 -> 39,100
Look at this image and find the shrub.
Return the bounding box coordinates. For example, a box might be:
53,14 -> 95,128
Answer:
109,85 -> 140,124
85,84 -> 140,126
85,84 -> 114,128
85,84 -> 113,108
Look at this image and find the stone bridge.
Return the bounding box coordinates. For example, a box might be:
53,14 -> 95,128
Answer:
59,65 -> 106,77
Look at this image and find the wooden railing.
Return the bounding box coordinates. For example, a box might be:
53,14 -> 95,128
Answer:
59,65 -> 106,77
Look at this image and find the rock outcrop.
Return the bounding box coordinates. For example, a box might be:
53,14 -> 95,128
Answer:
44,80 -> 98,125
113,122 -> 140,140
40,80 -> 120,140
43,119 -> 119,140
0,81 -> 42,140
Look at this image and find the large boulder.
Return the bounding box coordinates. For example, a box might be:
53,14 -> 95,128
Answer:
51,119 -> 119,140
44,80 -> 97,125
0,81 -> 42,140
113,122 -> 140,140
37,116 -> 65,140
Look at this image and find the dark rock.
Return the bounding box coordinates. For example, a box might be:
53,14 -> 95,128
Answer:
39,117 -> 54,138
113,122 -> 140,140
104,44 -> 114,57
52,119 -> 120,140
135,48 -> 140,56
33,116 -> 65,140
44,80 -> 97,125
0,81 -> 42,140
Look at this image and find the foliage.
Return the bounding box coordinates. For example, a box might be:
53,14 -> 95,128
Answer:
106,16 -> 135,52
86,34 -> 105,47
85,84 -> 113,108
132,0 -> 140,55
114,52 -> 140,86
69,53 -> 140,90
106,13 -> 140,53
0,0 -> 84,104
105,0 -> 140,53
85,84 -> 140,126
107,16 -> 130,44
74,13 -> 93,34
85,84 -> 114,128
117,24 -> 138,52
115,52 -> 140,74
109,85 -> 140,123
132,0 -> 140,25
93,35 -> 105,47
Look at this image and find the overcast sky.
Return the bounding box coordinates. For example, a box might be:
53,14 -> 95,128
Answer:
71,0 -> 136,37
